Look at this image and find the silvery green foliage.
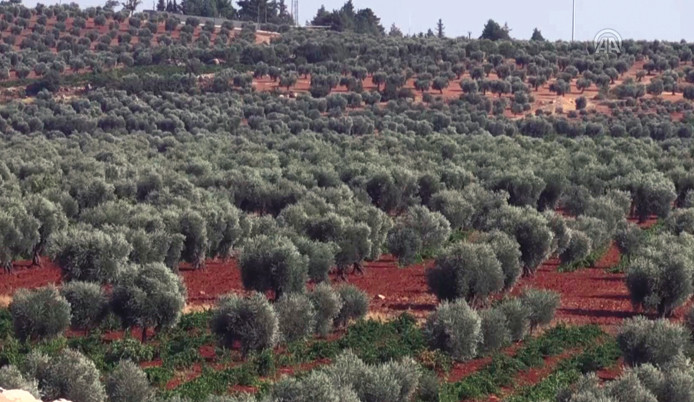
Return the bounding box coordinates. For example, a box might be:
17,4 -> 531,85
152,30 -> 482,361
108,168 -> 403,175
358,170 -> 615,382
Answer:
559,356 -> 694,402
39,349 -> 107,402
570,215 -> 611,253
272,370 -> 359,402
617,317 -> 690,367
60,280 -> 108,330
355,204 -> 392,261
559,229 -> 592,265
498,298 -> 531,342
486,205 -> 554,276
428,190 -> 474,230
10,285 -> 70,342
615,220 -> 642,258
631,171 -> 676,222
204,201 -> 244,260
556,373 -> 606,402
318,350 -> 420,402
274,293 -> 316,343
478,307 -> 511,355
424,299 -> 481,362
626,233 -> 694,316
50,226 -> 131,283
106,360 -> 154,402
240,235 -> 308,299
520,288 -> 560,332
25,194 -> 67,263
292,237 -> 336,283
387,225 -> 422,267
631,364 -> 665,399
685,190 -> 694,209
605,371 -> 658,402
586,195 -> 625,234
110,262 -> 186,337
481,230 -> 522,291
665,208 -> 694,235
426,242 -> 503,304
0,197 -> 40,271
334,284 -> 369,328
493,170 -> 546,207
211,292 -> 279,356
309,283 -> 343,337
544,211 -> 571,257
178,209 -> 208,268
397,205 -> 451,253
0,365 -> 40,398
334,222 -> 372,271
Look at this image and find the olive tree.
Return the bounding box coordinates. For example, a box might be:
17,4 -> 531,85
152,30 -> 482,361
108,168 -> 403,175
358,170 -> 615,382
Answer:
110,263 -> 186,342
0,365 -> 40,398
60,281 -> 108,331
520,288 -> 560,333
0,200 -> 40,273
617,317 -> 690,367
632,173 -> 676,222
275,293 -> 316,343
26,195 -> 67,266
615,220 -> 642,262
240,235 -> 308,299
29,349 -> 106,402
493,207 -> 554,276
480,230 -> 522,291
395,205 -> 451,254
10,285 -> 70,342
428,190 -> 474,230
559,229 -> 592,266
626,233 -> 694,317
334,284 -> 369,328
210,292 -> 279,357
427,242 -> 504,305
387,225 -> 422,267
106,360 -> 154,402
309,283 -> 342,337
51,226 -> 131,283
179,210 -> 208,269
424,299 -> 481,362
478,307 -> 511,355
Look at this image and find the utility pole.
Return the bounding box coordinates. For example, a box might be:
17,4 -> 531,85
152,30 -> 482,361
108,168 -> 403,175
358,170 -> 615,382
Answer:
572,0 -> 575,41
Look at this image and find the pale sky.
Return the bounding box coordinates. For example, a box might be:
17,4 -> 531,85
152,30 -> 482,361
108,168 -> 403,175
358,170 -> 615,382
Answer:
21,0 -> 694,41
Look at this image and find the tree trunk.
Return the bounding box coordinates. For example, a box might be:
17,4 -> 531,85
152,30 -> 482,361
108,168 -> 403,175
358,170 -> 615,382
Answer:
32,243 -> 43,267
141,327 -> 148,343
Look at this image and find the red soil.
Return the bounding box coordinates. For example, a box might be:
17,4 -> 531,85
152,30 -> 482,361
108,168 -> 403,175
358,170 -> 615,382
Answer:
516,245 -> 632,333
179,259 -> 247,304
275,357 -> 332,378
329,255 -> 437,319
0,258 -> 61,296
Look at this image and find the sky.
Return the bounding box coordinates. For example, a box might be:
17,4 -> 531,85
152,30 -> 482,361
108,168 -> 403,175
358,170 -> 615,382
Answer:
20,0 -> 694,42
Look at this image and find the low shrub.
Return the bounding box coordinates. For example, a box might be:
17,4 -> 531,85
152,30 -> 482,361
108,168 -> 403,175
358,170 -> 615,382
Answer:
10,285 -> 70,342
478,307 -> 511,355
210,292 -> 279,356
498,298 -> 531,342
274,293 -> 316,343
334,285 -> 369,328
106,360 -> 154,402
424,299 -> 481,362
617,317 -> 690,367
309,283 -> 342,337
60,280 -> 108,330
